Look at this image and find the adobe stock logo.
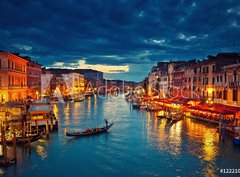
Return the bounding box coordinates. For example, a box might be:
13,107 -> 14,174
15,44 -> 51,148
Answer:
40,74 -> 140,102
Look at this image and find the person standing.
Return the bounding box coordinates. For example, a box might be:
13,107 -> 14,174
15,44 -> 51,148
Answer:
104,119 -> 108,127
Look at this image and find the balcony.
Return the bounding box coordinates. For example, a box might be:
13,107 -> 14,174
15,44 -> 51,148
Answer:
229,82 -> 240,87
0,85 -> 28,89
214,82 -> 228,87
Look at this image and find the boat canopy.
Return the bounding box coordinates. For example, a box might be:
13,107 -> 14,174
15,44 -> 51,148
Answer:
189,106 -> 236,115
32,99 -> 50,105
29,105 -> 52,115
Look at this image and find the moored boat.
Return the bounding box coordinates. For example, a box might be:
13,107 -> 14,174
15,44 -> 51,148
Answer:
157,115 -> 166,119
85,91 -> 94,97
233,136 -> 240,145
132,103 -> 141,109
66,123 -> 114,137
171,115 -> 183,123
165,111 -> 184,122
74,94 -> 85,102
0,134 -> 42,145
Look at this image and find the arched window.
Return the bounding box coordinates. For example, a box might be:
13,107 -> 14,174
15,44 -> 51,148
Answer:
219,91 -> 222,99
234,70 -> 237,82
223,90 -> 227,100
224,72 -> 227,82
233,88 -> 238,101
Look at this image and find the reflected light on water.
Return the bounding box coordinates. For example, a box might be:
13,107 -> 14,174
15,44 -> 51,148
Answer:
53,105 -> 59,118
87,98 -> 91,113
185,118 -> 219,177
203,133 -> 218,162
36,145 -> 48,160
3,95 -> 240,177
185,118 -> 219,160
169,121 -> 182,156
0,168 -> 6,176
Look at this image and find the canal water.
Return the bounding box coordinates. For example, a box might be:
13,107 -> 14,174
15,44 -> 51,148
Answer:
1,95 -> 240,177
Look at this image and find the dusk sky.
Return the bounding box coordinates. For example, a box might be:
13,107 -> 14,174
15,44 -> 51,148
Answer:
0,0 -> 240,81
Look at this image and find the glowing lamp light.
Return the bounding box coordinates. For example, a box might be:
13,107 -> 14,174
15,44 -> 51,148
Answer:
207,87 -> 214,93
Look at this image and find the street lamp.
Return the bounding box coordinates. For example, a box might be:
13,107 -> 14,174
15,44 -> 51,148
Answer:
206,98 -> 213,106
35,91 -> 39,99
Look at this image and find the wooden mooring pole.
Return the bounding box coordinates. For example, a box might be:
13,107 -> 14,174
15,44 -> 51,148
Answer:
12,131 -> 17,164
46,121 -> 49,139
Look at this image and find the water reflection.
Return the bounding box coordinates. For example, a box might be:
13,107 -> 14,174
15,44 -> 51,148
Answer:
2,96 -> 240,177
36,145 -> 47,160
169,121 -> 182,156
146,114 -> 183,156
145,112 -> 223,176
185,118 -> 219,161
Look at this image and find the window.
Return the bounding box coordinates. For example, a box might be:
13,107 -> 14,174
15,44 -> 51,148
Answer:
219,91 -> 222,99
220,75 -> 223,82
0,59 -> 1,68
8,76 -> 11,86
223,90 -> 227,100
233,89 -> 238,101
194,68 -> 197,74
234,70 -> 237,82
204,78 -> 209,85
224,72 -> 227,82
212,65 -> 215,72
212,77 -> 215,85
206,67 -> 209,73
8,60 -> 10,69
193,77 -> 197,82
188,77 -> 191,82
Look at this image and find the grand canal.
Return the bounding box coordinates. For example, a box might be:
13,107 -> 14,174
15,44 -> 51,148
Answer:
2,95 -> 240,177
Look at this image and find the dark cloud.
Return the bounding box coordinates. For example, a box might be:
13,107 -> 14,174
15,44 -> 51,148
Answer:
0,0 -> 239,81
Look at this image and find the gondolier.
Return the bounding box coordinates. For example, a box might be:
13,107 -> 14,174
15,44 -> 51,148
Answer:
104,119 -> 108,127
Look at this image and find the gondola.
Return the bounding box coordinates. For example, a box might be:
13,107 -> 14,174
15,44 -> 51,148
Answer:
171,116 -> 182,123
66,123 -> 114,137
0,134 -> 42,145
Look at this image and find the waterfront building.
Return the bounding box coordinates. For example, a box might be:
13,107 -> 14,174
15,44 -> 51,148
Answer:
183,60 -> 198,99
42,70 -> 85,99
148,62 -> 168,98
172,63 -> 187,98
62,73 -> 85,96
0,52 -> 28,103
141,77 -> 149,94
198,53 -> 239,103
221,63 -> 240,106
145,52 -> 240,106
74,69 -> 104,90
147,72 -> 156,96
25,57 -> 42,99
46,68 -> 103,91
